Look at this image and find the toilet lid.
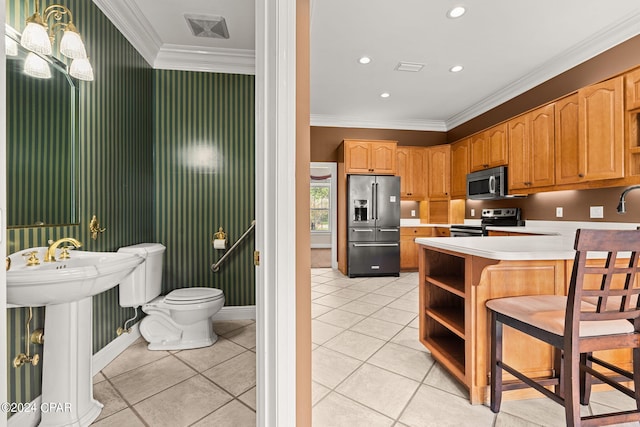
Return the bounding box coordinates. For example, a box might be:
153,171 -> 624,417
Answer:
165,287 -> 223,304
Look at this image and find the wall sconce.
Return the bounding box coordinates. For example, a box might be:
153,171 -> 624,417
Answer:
20,0 -> 93,81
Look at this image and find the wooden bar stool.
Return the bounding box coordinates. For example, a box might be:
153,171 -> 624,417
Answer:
487,228 -> 640,426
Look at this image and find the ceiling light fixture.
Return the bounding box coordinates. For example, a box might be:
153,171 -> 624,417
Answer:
447,6 -> 466,19
20,0 -> 93,81
450,65 -> 464,73
358,56 -> 371,64
380,92 -> 390,98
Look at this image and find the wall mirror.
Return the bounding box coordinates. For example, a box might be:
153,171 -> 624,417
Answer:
5,24 -> 79,228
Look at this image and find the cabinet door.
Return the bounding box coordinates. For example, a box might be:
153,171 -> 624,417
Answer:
396,148 -> 412,197
555,94 -> 581,185
486,123 -> 508,168
410,148 -> 427,198
579,76 -> 624,180
508,115 -> 529,190
428,145 -> 451,199
469,133 -> 487,172
626,67 -> 640,111
344,141 -> 372,173
400,235 -> 419,270
370,142 -> 396,174
450,139 -> 469,198
529,103 -> 555,188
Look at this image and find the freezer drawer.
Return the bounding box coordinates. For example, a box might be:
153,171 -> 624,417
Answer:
349,227 -> 376,242
348,242 -> 400,278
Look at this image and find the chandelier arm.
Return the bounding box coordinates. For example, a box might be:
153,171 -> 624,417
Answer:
43,4 -> 74,26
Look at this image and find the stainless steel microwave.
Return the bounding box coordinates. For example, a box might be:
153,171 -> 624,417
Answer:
466,166 -> 507,200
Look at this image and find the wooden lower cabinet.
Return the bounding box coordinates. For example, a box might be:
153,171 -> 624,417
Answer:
400,227 -> 435,270
418,244 -> 631,404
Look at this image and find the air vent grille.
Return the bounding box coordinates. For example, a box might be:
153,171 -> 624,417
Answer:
185,14 -> 230,39
395,62 -> 425,72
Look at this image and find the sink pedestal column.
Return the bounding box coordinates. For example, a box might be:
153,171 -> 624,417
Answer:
39,297 -> 103,426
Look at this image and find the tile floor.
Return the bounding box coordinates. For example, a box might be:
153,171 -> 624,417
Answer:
91,320 -> 256,426
310,268 -> 640,427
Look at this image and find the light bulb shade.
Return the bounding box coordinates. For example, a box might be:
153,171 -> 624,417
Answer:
69,58 -> 94,81
60,29 -> 87,59
20,21 -> 52,55
5,35 -> 18,56
24,52 -> 52,79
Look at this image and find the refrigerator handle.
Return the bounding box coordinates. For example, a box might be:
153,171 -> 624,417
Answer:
374,182 -> 379,220
371,182 -> 376,221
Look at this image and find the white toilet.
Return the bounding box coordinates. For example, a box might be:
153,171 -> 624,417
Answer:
118,243 -> 225,350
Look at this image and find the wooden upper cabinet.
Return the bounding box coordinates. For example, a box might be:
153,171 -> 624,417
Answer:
578,76 -> 624,181
508,104 -> 555,191
626,67 -> 640,110
343,139 -> 397,174
427,145 -> 451,199
450,139 -> 470,198
396,147 -> 427,199
555,94 -> 581,185
469,123 -> 508,172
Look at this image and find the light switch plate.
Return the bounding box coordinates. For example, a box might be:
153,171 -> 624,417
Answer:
590,206 -> 604,219
471,209 -> 475,217
556,207 -> 563,218
410,210 -> 416,217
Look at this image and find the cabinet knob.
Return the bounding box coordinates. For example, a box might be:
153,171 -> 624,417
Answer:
578,173 -> 584,178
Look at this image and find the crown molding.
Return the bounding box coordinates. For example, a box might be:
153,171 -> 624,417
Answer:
154,45 -> 255,75
445,10 -> 640,130
310,114 -> 447,132
92,0 -> 256,75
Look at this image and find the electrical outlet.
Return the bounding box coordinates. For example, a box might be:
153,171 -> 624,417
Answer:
410,210 -> 416,217
556,207 -> 563,218
590,206 -> 604,219
471,209 -> 475,217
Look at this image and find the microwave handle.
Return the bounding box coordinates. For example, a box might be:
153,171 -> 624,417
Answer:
489,175 -> 496,194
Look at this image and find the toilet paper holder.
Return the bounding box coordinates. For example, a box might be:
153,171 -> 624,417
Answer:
212,227 -> 227,250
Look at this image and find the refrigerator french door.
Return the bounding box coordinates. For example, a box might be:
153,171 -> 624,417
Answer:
347,175 -> 400,278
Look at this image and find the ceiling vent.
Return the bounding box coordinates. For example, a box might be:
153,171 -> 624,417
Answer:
395,62 -> 425,72
184,14 -> 230,39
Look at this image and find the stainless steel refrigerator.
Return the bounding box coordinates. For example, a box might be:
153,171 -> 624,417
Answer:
347,175 -> 400,278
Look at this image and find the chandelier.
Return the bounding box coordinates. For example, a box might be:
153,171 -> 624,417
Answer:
20,1 -> 93,81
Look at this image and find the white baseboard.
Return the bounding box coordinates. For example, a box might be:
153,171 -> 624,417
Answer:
213,305 -> 256,320
92,323 -> 141,375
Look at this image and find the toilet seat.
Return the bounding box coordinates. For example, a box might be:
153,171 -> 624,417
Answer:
164,287 -> 223,305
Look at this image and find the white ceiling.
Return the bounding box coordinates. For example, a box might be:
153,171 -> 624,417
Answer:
95,0 -> 640,131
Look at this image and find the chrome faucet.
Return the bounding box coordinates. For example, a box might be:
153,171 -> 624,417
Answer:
617,185 -> 640,214
44,238 -> 82,262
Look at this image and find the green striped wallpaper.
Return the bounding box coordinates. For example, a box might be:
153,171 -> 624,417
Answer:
153,70 -> 255,305
6,0 -> 154,408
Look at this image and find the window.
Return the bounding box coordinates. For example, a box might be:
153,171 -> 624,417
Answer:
310,182 -> 331,232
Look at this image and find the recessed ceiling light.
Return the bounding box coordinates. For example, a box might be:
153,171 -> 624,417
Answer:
358,56 -> 371,64
450,65 -> 464,73
380,92 -> 390,98
447,6 -> 466,19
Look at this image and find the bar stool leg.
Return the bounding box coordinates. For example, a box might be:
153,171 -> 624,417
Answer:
490,310 -> 503,413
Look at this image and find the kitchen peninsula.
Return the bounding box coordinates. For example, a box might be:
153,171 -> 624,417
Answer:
415,225 -> 638,405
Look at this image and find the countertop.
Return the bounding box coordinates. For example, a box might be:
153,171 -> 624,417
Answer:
400,219 -> 450,228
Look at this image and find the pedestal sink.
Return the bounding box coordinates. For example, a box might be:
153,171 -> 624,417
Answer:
7,247 -> 143,427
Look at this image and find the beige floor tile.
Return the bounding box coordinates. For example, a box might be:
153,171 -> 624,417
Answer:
93,372 -> 106,385
372,284 -> 412,298
331,288 -> 367,300
399,385 -> 495,427
313,284 -> 344,294
212,319 -> 255,335
328,277 -> 365,287
391,326 -> 429,352
494,411 -> 544,427
590,390 -> 639,411
371,307 -> 417,326
500,397 -> 577,427
312,346 -> 362,388
101,340 -> 170,378
238,386 -> 256,410
348,281 -> 388,293
588,402 -> 640,426
339,300 -> 384,316
91,408 -> 145,427
324,330 -> 386,361
312,303 -> 334,318
93,381 -> 128,422
316,309 -> 366,329
203,351 -> 256,396
312,381 -> 331,406
192,400 -> 256,427
348,317 -> 404,341
408,315 -> 419,329
223,322 -> 256,349
174,337 -> 246,372
311,291 -> 325,300
313,392 -> 394,427
109,356 -> 197,404
396,274 -> 419,285
358,293 -> 396,306
387,297 -> 418,313
312,275 -> 336,284
313,294 -> 352,308
134,375 -> 232,427
312,319 -> 345,345
368,342 -> 434,381
336,363 -> 419,418
423,363 -> 467,398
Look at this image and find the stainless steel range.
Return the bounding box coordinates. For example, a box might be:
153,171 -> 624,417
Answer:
450,208 -> 524,237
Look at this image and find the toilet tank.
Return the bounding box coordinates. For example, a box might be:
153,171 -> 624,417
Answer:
117,243 -> 166,308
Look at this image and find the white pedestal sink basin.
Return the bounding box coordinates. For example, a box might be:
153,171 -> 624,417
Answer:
7,247 -> 143,427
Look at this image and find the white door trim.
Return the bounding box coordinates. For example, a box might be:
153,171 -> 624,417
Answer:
255,0 -> 297,426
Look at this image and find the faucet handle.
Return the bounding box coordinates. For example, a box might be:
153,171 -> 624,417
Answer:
59,246 -> 76,260
22,251 -> 40,266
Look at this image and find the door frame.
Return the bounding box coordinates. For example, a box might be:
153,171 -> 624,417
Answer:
1,0 -> 9,422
